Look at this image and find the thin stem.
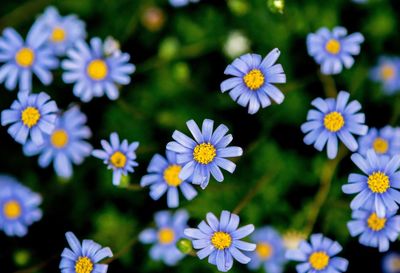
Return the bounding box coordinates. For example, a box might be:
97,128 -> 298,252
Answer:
318,72 -> 337,97
104,237 -> 137,264
303,145 -> 348,236
122,184 -> 142,191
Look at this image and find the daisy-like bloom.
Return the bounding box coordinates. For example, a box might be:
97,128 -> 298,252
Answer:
347,209 -> 400,252
62,37 -> 135,102
307,26 -> 364,75
169,0 -> 200,7
184,210 -> 256,272
0,175 -> 42,237
140,151 -> 197,208
282,230 -> 307,250
286,234 -> 348,273
1,91 -> 58,145
166,119 -> 243,189
247,227 -> 286,273
383,252 -> 400,273
301,91 -> 368,159
342,150 -> 400,217
139,210 -> 189,265
370,56 -> 400,95
92,132 -> 139,186
220,49 -> 286,114
23,106 -> 92,179
358,126 -> 400,157
33,6 -> 86,56
0,26 -> 58,91
60,231 -> 113,273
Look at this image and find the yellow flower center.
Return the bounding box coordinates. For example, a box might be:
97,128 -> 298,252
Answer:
163,165 -> 182,187
158,228 -> 175,245
211,232 -> 232,250
109,151 -> 127,168
86,59 -> 108,80
325,39 -> 341,55
3,200 -> 21,219
256,242 -> 273,260
373,137 -> 389,154
21,107 -> 41,128
50,27 -> 66,43
15,47 -> 35,67
75,256 -> 93,273
193,143 -> 216,165
309,251 -> 330,270
243,69 -> 265,90
323,111 -> 345,132
381,65 -> 395,80
368,171 -> 390,193
367,212 -> 386,231
51,129 -> 69,148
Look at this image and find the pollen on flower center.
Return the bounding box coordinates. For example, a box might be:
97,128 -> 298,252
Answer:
109,151 -> 127,168
193,143 -> 216,164
243,69 -> 265,90
75,256 -> 93,273
87,59 -> 108,80
368,171 -> 390,193
15,47 -> 35,67
50,27 -> 66,43
51,129 -> 69,148
256,242 -> 273,260
21,107 -> 41,128
323,111 -> 345,132
3,200 -> 21,219
373,137 -> 389,154
211,231 -> 232,250
158,228 -> 175,244
309,251 -> 330,270
367,212 -> 386,231
325,39 -> 341,55
163,165 -> 182,187
381,65 -> 395,80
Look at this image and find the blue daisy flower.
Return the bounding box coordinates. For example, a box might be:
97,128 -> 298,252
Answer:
382,252 -> 400,273
342,150 -> 400,217
220,49 -> 286,114
370,56 -> 400,95
139,210 -> 189,265
358,126 -> 400,157
184,210 -> 256,272
1,91 -> 58,145
60,231 -> 113,273
169,0 -> 200,7
0,175 -> 42,237
0,26 -> 58,91
286,234 -> 348,273
301,91 -> 368,159
347,209 -> 400,252
92,132 -> 139,186
33,6 -> 86,56
140,151 -> 197,208
23,106 -> 92,179
166,119 -> 243,189
62,37 -> 135,102
307,26 -> 364,75
247,227 -> 286,273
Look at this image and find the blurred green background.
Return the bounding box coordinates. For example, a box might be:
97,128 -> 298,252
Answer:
1,0 -> 400,272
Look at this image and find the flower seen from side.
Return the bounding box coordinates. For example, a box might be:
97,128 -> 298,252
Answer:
139,210 -> 189,265
166,119 -> 243,189
301,91 -> 368,159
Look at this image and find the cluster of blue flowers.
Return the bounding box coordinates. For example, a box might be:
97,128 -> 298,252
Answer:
1,3 -> 400,273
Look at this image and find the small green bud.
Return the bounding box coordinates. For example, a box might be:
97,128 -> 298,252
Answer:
159,38 -> 180,60
268,0 -> 285,14
176,238 -> 193,254
14,250 -> 30,266
118,174 -> 131,188
227,0 -> 249,16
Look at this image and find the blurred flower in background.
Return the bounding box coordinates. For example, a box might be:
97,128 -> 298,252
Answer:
23,106 -> 92,179
383,252 -> 400,273
282,230 -> 307,251
358,126 -> 400,157
307,27 -> 364,75
0,26 -> 58,91
33,6 -> 86,56
0,175 -> 42,237
139,210 -> 189,265
370,56 -> 400,95
223,31 -> 250,59
140,150 -> 198,208
169,0 -> 200,8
